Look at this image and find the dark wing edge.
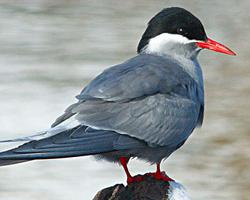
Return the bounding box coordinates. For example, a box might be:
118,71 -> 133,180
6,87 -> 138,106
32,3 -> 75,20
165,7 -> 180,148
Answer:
196,104 -> 204,127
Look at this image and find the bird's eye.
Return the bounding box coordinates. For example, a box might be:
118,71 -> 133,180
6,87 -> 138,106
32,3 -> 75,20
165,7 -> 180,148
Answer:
177,28 -> 188,36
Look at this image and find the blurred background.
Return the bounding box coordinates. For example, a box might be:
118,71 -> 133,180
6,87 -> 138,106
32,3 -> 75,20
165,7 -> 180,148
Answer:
0,0 -> 249,199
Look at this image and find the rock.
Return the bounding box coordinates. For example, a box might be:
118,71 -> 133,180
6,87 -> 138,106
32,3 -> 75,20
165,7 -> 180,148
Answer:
93,176 -> 172,200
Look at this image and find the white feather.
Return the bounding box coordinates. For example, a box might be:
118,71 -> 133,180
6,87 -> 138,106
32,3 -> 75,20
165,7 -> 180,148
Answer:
168,181 -> 191,200
144,33 -> 198,59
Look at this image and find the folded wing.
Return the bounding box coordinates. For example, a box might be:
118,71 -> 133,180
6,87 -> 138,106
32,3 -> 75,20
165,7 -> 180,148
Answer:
53,54 -> 204,147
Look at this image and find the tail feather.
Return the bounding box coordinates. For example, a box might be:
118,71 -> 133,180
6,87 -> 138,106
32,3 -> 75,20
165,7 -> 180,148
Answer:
0,159 -> 31,167
0,125 -> 146,166
0,132 -> 47,143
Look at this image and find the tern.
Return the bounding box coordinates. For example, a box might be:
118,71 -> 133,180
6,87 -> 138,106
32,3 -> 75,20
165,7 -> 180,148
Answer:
0,7 -> 235,183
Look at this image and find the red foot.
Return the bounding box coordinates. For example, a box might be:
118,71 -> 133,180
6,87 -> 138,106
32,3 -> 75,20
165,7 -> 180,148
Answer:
119,158 -> 172,184
119,157 -> 144,184
145,171 -> 173,182
145,163 -> 173,182
127,175 -> 144,184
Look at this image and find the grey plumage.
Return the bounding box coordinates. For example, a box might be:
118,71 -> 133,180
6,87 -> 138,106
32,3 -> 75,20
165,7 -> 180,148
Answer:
55,54 -> 203,146
0,7 -> 217,167
0,8 -> 236,192
0,126 -> 145,159
0,53 -> 204,166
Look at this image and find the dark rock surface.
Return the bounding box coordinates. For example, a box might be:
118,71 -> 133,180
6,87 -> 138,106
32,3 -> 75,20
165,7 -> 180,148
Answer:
93,176 -> 170,200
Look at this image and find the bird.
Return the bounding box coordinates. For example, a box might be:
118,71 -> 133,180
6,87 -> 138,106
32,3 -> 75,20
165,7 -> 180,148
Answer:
0,7 -> 235,184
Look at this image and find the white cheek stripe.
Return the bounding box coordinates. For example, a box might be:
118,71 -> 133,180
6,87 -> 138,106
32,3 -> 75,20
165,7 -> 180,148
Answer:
144,33 -> 198,54
151,33 -> 191,45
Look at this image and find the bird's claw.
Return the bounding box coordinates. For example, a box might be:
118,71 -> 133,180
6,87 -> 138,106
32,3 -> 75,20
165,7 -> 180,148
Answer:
145,171 -> 173,182
127,175 -> 144,184
127,171 -> 172,184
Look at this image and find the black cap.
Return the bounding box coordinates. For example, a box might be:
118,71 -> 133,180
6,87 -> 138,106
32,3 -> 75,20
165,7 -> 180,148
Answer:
137,7 -> 207,53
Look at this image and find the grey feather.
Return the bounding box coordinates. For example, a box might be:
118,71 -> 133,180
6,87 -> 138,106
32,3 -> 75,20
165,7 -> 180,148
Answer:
77,54 -> 194,101
51,103 -> 78,128
1,53 -> 204,166
0,126 -> 147,166
0,159 -> 31,167
53,54 -> 204,148
74,95 -> 200,147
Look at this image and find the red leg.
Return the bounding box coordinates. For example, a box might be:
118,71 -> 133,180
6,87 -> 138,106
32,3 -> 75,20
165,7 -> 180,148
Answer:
119,157 -> 132,182
146,163 -> 173,182
119,157 -> 143,184
153,163 -> 173,181
155,163 -> 162,179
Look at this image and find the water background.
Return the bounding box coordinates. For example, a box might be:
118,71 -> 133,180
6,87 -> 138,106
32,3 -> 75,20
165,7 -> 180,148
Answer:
0,1 -> 249,199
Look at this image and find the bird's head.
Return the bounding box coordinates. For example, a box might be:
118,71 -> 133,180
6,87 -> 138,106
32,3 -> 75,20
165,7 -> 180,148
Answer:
137,7 -> 236,59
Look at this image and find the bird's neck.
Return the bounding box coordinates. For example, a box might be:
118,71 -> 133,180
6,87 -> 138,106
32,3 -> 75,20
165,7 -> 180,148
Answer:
140,33 -> 203,86
141,33 -> 199,59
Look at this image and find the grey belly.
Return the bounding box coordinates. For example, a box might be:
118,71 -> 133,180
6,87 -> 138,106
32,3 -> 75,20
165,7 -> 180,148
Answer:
94,142 -> 185,164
